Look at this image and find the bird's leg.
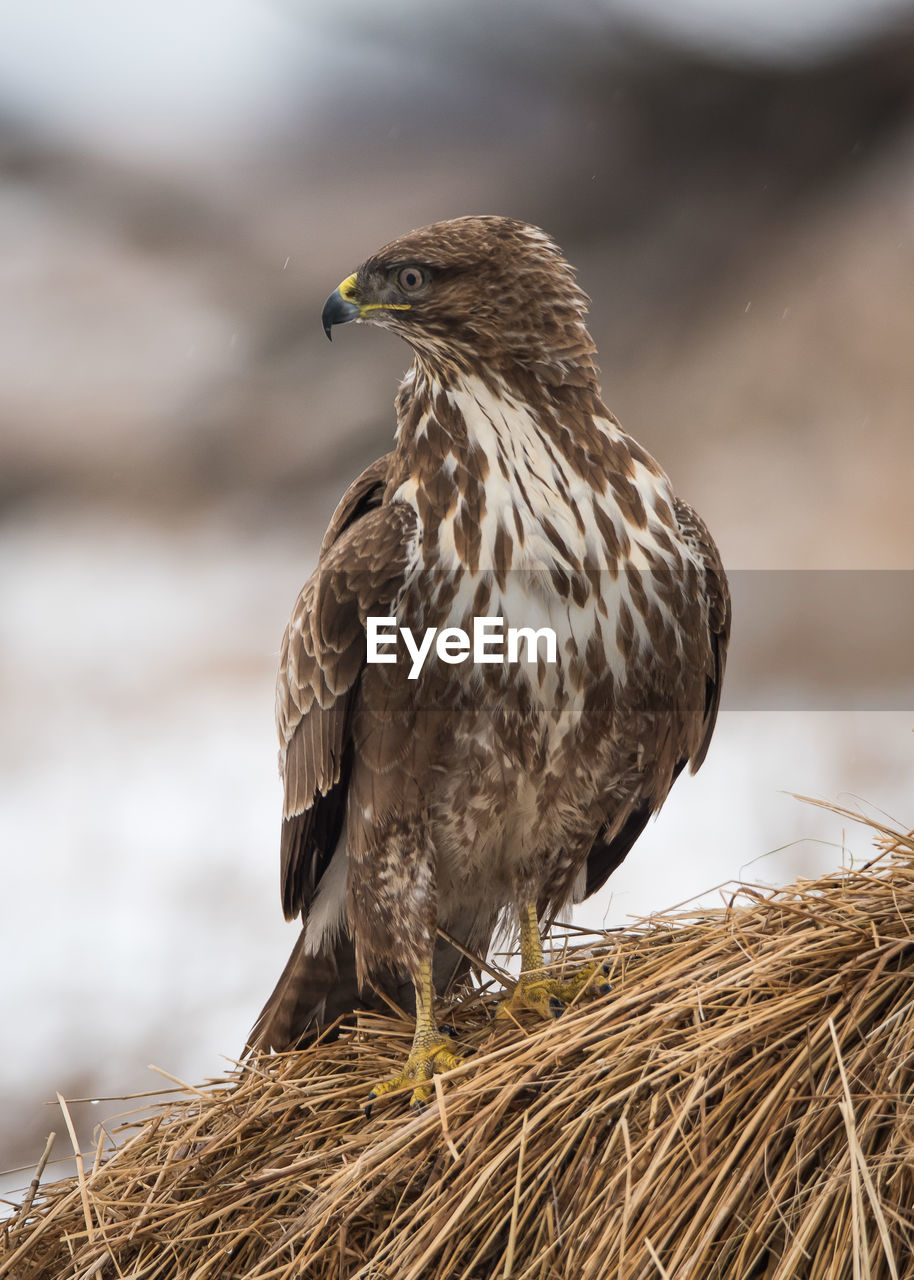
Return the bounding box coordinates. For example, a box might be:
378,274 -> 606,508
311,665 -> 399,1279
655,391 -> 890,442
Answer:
519,900 -> 546,972
499,902 -> 565,1019
498,902 -> 610,1020
366,958 -> 461,1113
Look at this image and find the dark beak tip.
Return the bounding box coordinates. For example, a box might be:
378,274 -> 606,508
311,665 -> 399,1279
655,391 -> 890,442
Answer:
321,289 -> 360,342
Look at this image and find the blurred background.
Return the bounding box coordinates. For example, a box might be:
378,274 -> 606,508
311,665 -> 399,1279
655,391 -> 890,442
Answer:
2,0 -> 913,1206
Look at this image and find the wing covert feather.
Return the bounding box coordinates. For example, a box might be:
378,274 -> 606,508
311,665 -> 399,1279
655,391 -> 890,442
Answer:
276,455 -> 417,921
673,497 -> 731,772
583,497 -> 730,901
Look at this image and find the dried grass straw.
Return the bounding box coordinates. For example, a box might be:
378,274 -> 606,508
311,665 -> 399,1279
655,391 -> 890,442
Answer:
4,800 -> 913,1279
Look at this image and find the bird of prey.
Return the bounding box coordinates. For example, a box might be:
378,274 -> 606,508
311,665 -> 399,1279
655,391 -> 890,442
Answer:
249,216 -> 730,1108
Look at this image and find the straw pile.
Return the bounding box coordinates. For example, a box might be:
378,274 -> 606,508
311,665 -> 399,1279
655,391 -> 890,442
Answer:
4,802 -> 914,1280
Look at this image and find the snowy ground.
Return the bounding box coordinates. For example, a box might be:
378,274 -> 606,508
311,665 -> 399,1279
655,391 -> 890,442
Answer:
1,501 -> 911,1206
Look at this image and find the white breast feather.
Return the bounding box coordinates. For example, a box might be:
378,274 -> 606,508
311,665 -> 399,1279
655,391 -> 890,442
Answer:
415,378 -> 686,682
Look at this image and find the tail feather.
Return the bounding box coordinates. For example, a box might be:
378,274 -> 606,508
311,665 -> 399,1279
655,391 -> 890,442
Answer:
246,928 -> 473,1055
246,932 -> 349,1053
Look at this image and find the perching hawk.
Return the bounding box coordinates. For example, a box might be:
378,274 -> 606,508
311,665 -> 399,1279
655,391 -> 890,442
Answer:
249,216 -> 730,1106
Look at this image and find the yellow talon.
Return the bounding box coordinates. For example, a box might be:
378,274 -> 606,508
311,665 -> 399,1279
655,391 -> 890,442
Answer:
499,960 -> 610,1021
367,1038 -> 461,1111
498,904 -> 611,1022
364,958 -> 461,1114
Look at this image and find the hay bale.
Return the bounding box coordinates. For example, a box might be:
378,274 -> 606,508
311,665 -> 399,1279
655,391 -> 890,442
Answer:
4,806 -> 913,1280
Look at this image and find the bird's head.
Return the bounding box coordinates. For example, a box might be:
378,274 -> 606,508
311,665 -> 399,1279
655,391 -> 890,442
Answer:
321,215 -> 597,386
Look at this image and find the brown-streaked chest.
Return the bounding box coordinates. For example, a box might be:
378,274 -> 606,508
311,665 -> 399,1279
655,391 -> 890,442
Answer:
388,373 -> 695,695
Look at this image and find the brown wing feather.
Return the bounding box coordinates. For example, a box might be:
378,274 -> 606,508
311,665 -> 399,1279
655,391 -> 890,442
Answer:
673,497 -> 731,773
276,454 -> 417,922
583,497 -> 730,900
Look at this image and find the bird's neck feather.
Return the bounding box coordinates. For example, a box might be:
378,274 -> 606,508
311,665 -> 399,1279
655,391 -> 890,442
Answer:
392,361 -> 629,496
385,360 -> 673,584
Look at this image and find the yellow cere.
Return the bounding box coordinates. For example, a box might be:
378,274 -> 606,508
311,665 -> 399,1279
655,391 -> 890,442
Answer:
338,272 -> 359,301
337,271 -> 412,315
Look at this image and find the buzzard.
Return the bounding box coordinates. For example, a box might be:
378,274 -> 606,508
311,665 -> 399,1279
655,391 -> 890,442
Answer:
249,216 -> 730,1107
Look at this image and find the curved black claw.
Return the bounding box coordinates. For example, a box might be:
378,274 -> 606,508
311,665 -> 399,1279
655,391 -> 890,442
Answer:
549,995 -> 565,1017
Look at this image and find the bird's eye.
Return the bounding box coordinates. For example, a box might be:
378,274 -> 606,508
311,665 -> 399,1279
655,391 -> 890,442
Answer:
396,265 -> 427,292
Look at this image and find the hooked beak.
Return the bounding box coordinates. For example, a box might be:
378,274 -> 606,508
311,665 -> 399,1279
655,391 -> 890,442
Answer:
321,286 -> 360,341
320,269 -> 413,340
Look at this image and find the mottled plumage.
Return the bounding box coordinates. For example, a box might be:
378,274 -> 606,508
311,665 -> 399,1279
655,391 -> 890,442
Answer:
249,217 -> 730,1091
